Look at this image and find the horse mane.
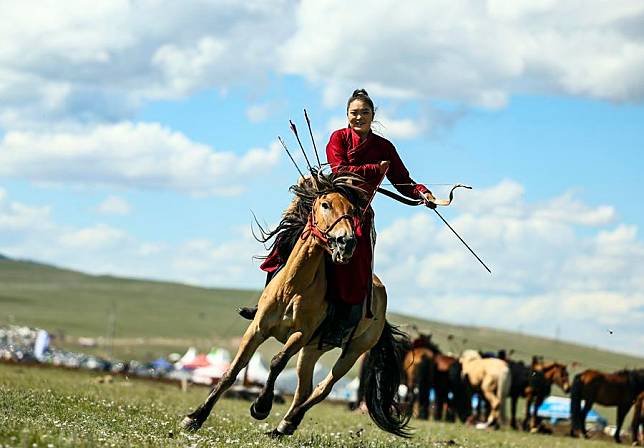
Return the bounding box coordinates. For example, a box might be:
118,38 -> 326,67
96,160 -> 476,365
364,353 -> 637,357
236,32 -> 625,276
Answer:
411,334 -> 442,354
254,169 -> 368,262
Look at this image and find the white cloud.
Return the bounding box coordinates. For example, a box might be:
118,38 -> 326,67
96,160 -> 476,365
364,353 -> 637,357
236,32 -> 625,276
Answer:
375,180 -> 643,355
327,113 -> 425,140
0,188 -> 53,232
58,224 -> 127,250
0,0 -> 293,127
281,1 -> 644,107
96,196 -> 132,215
0,189 -> 265,288
1,1 -> 643,128
246,103 -> 272,123
0,122 -> 281,196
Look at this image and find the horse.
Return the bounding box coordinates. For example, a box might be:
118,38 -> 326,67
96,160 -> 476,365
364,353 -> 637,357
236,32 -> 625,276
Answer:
632,391 -> 644,446
508,358 -> 571,431
402,335 -> 436,420
402,335 -> 465,422
570,368 -> 644,443
181,170 -> 412,438
459,349 -> 511,429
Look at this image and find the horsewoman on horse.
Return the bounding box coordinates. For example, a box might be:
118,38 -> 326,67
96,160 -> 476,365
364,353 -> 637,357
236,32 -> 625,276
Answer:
182,89 -> 466,438
239,89 -> 438,341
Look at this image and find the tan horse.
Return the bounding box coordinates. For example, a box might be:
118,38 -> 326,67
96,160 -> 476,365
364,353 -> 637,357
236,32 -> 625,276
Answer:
459,349 -> 511,428
181,171 -> 411,438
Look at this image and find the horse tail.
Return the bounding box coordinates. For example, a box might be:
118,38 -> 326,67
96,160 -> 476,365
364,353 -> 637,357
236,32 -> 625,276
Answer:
497,365 -> 511,422
364,320 -> 413,438
570,373 -> 583,433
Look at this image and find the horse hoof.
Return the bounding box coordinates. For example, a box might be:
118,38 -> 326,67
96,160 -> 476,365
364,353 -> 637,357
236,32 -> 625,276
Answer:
250,402 -> 270,421
180,416 -> 202,432
265,429 -> 284,439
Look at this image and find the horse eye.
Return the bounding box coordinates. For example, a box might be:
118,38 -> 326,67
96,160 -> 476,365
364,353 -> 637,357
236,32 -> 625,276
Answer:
321,202 -> 330,210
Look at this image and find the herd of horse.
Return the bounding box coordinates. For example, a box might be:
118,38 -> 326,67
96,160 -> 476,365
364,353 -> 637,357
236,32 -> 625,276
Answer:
179,169 -> 643,444
395,332 -> 644,444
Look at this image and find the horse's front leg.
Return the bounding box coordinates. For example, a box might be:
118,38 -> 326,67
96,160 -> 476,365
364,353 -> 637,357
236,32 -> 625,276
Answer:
250,329 -> 311,420
181,322 -> 266,431
614,402 -> 629,444
265,345 -> 325,437
510,394 -> 518,429
530,395 -> 545,432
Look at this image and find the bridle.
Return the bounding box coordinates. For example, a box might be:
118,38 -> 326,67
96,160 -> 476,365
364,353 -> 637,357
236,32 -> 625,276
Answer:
301,198 -> 355,248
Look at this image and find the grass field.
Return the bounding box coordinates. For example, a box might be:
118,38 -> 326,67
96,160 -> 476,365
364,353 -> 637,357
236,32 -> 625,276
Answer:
1,256 -> 642,436
0,362 -> 622,448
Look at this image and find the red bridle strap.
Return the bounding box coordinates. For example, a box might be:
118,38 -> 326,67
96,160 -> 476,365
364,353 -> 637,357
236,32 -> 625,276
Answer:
301,210 -> 355,247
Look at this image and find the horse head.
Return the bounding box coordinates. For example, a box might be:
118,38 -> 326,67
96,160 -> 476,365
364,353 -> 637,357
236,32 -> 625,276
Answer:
544,362 -> 571,393
311,192 -> 358,264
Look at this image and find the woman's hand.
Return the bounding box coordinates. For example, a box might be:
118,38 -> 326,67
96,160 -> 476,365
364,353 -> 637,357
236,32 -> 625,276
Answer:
378,160 -> 390,174
422,191 -> 437,209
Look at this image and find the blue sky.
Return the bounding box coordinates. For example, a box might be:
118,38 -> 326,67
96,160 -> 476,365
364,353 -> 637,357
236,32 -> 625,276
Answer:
0,1 -> 642,356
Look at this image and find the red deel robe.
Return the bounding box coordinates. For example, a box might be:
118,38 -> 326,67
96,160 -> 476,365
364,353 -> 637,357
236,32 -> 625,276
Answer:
324,127 -> 429,305
261,127 -> 429,305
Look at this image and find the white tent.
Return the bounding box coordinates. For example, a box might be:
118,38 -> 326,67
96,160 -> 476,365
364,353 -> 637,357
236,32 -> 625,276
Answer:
238,352 -> 270,384
174,347 -> 197,369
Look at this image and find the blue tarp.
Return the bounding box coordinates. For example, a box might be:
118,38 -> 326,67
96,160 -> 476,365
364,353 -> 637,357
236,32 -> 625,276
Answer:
151,358 -> 173,370
536,396 -> 608,426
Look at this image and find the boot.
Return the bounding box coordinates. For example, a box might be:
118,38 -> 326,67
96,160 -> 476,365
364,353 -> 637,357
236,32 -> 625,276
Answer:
237,306 -> 258,320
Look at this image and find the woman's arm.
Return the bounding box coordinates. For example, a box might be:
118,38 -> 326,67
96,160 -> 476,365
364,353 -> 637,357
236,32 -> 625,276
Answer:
386,143 -> 431,200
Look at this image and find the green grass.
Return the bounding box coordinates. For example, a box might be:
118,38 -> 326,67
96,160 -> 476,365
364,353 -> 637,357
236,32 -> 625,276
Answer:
0,363 -> 622,447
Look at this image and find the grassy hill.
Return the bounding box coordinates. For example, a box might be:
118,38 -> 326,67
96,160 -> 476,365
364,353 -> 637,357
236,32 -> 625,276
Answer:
1,255 -> 642,373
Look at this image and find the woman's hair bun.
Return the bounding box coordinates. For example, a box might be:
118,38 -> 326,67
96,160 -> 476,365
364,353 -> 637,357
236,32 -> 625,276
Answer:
352,89 -> 369,97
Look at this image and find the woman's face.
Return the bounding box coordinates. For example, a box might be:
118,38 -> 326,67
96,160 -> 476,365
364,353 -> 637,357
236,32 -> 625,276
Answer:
347,99 -> 373,137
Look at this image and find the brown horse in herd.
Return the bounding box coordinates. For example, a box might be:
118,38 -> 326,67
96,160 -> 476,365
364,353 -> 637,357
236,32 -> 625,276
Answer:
508,358 -> 571,431
570,368 -> 644,444
402,335 -> 463,421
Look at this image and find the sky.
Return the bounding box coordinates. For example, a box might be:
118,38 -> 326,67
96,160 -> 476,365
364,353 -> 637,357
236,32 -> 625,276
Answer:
0,0 -> 642,356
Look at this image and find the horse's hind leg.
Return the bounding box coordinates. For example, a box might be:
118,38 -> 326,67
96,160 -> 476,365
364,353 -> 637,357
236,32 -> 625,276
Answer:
251,330 -> 310,420
481,376 -> 500,428
181,323 -> 266,431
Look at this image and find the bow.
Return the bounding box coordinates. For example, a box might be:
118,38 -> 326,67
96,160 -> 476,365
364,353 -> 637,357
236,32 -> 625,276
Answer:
377,184 -> 492,274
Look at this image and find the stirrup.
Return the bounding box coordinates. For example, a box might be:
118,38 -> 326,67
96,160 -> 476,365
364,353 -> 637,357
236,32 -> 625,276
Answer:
237,306 -> 258,320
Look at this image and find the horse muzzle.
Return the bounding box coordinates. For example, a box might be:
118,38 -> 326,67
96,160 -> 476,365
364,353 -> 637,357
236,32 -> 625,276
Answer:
329,234 -> 357,264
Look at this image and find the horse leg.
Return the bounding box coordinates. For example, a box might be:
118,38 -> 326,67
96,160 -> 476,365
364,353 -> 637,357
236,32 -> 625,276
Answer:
510,395 -> 518,430
417,358 -> 431,420
269,344 -> 326,436
530,396 -> 545,432
481,376 -> 500,428
614,402 -> 629,444
250,330 -> 309,420
181,323 -> 266,431
579,398 -> 593,438
272,335 -> 376,436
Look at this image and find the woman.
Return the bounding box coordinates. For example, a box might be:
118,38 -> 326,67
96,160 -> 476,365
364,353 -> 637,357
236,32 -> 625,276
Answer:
239,89 -> 435,322
323,89 -> 435,310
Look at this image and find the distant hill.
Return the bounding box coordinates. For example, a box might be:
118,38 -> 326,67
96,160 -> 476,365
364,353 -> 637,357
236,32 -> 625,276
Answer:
0,253 -> 10,260
0,256 -> 642,372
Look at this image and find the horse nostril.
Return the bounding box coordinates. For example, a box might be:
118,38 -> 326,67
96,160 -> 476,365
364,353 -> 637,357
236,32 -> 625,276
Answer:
337,236 -> 345,245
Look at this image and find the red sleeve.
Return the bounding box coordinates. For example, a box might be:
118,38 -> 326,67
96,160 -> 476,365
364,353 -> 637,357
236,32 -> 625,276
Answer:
326,130 -> 380,178
385,142 -> 429,199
